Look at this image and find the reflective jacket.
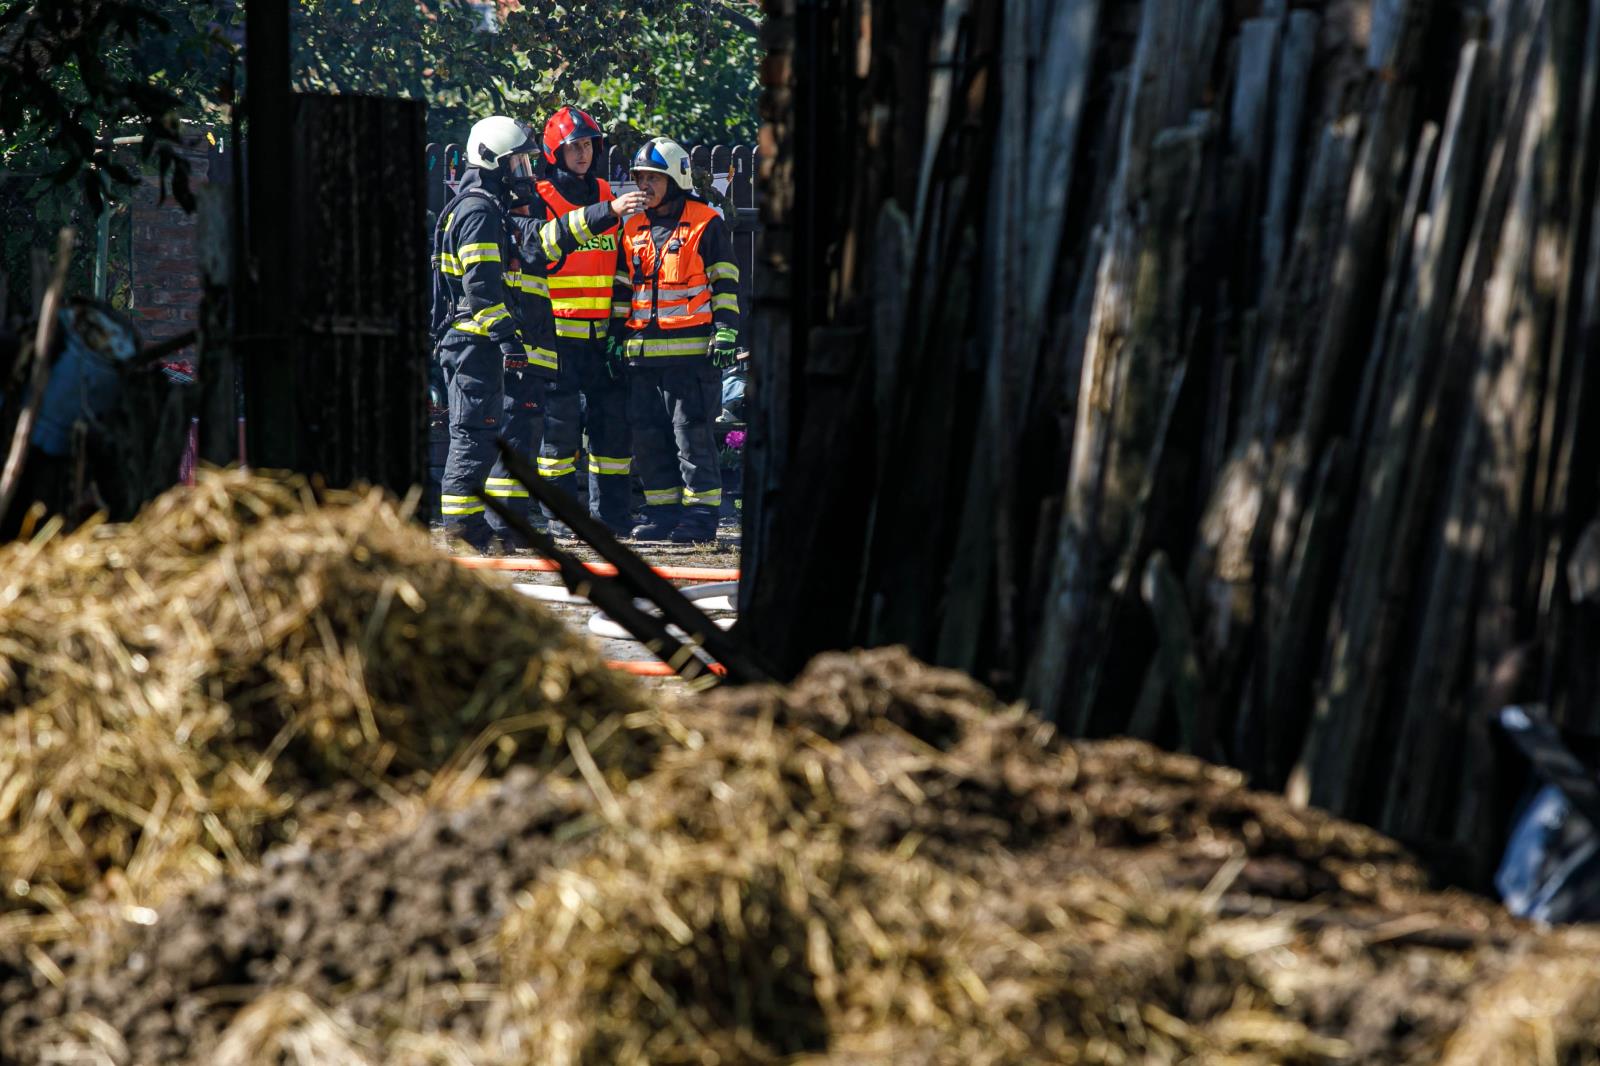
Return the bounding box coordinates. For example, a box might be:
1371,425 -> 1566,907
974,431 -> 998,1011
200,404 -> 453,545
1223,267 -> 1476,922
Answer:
613,196 -> 740,367
537,173 -> 617,332
430,168 -> 558,376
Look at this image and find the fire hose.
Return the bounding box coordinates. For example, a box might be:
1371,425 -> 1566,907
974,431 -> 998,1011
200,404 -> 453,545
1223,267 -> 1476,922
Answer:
512,579 -> 739,678
515,580 -> 737,640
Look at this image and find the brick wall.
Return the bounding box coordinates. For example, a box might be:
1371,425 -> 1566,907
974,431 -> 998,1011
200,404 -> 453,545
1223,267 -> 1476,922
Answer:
127,143 -> 216,344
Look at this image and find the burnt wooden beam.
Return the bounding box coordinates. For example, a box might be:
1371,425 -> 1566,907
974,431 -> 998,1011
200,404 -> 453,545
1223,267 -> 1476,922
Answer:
480,495 -> 723,686
241,0 -> 293,468
496,441 -> 772,685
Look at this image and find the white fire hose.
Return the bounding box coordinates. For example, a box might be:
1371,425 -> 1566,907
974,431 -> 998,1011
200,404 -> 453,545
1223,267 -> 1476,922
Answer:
515,581 -> 738,642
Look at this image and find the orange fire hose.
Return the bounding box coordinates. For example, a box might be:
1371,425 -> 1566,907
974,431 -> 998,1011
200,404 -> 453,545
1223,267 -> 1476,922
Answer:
605,660 -> 727,677
455,556 -> 739,582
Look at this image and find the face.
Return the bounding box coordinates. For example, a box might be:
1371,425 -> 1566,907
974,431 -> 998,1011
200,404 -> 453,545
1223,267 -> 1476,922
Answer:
634,171 -> 669,209
560,138 -> 594,175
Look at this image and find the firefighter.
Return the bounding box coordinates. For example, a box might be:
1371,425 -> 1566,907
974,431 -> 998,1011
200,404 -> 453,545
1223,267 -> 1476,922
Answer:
611,137 -> 741,544
430,115 -> 557,553
490,146 -> 560,546
435,117 -> 644,552
534,106 -> 636,536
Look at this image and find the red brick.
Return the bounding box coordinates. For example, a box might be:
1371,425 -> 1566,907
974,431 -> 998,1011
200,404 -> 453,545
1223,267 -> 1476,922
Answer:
144,259 -> 197,277
146,289 -> 196,307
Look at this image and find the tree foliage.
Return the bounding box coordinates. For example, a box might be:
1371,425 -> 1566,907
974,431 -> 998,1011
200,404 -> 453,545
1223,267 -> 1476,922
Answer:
0,0 -> 759,306
290,0 -> 762,147
0,0 -> 203,211
2,0 -> 759,182
0,0 -> 223,307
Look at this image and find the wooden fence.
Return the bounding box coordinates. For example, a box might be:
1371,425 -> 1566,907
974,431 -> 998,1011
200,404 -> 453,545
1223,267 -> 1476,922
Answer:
424,141 -> 761,349
744,0 -> 1600,887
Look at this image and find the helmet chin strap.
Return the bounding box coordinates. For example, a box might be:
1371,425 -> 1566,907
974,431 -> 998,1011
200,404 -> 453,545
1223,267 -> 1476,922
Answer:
504,174 -> 538,210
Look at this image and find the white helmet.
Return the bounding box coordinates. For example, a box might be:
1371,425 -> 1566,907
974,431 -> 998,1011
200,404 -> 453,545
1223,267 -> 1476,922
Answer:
466,115 -> 538,176
630,137 -> 694,192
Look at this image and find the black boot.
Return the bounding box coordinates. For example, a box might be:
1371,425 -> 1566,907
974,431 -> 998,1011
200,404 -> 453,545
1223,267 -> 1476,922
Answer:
445,522 -> 496,556
590,474 -> 636,540
669,506 -> 719,545
630,505 -> 681,542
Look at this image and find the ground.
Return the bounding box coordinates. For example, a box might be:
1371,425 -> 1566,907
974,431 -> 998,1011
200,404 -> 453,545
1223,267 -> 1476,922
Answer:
433,511 -> 742,673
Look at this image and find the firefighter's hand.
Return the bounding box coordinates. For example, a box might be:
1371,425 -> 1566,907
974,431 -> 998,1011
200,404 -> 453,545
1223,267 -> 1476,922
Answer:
609,190 -> 648,218
708,328 -> 739,370
501,342 -> 528,375
604,332 -> 629,381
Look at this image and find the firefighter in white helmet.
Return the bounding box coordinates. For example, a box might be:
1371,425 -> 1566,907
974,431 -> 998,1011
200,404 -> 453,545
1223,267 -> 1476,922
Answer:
610,137 -> 741,544
430,115 -> 645,551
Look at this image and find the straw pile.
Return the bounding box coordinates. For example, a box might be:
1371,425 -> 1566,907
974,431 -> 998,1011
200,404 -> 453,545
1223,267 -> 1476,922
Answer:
0,470 -> 648,942
4,482 -> 1600,1065
492,651 -> 1553,1066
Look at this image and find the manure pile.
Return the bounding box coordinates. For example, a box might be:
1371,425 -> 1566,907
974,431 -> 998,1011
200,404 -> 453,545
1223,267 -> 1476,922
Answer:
1,475 -> 1599,1065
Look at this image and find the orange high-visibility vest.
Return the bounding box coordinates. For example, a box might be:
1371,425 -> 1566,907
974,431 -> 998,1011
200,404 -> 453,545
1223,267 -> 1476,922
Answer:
622,200 -> 718,332
537,176 -> 615,320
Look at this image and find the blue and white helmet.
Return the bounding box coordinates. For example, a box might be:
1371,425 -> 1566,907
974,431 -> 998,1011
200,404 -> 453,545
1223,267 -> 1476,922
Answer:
630,137 -> 693,192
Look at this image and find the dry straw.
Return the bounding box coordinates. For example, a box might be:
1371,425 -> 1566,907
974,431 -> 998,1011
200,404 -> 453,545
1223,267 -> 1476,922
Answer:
7,499 -> 1600,1066
0,469 -> 649,943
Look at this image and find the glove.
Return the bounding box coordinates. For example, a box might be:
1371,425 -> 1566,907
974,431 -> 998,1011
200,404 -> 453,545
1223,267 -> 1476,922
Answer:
604,331 -> 630,381
708,327 -> 740,370
501,341 -> 528,374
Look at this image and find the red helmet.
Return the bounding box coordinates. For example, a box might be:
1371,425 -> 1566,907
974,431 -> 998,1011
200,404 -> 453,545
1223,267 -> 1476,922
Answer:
542,106 -> 604,167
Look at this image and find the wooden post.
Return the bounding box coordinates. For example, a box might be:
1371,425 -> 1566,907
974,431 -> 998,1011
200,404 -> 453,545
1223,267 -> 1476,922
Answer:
241,0 -> 293,469
281,95 -> 429,494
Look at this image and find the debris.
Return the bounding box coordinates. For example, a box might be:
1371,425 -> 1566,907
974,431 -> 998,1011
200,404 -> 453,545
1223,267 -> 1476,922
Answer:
0,469 -> 647,942
2,487 -> 1599,1065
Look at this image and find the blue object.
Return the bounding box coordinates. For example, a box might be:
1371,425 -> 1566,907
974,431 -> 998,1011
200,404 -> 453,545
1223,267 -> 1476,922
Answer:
721,367 -> 746,412
32,304 -> 138,457
1497,785 -> 1600,924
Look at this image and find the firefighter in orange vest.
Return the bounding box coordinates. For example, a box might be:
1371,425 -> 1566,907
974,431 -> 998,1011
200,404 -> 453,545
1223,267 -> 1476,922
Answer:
532,106 -> 636,536
610,137 -> 741,544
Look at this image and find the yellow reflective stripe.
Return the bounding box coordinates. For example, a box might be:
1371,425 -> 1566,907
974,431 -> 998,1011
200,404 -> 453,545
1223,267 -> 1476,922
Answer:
611,305 -> 630,318
458,242 -> 502,265
528,347 -> 558,371
537,455 -> 578,477
554,319 -> 599,338
521,275 -> 551,298
638,336 -> 710,358
502,269 -> 522,289
472,303 -> 510,327
436,253 -> 465,276
643,488 -> 682,506
548,274 -> 615,290
683,487 -> 723,506
452,320 -> 490,337
441,493 -> 485,516
711,293 -> 739,313
551,295 -> 613,312
484,477 -> 530,499
565,208 -> 596,245
538,218 -> 565,260
613,272 -> 632,285
588,454 -> 633,475
706,261 -> 739,283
